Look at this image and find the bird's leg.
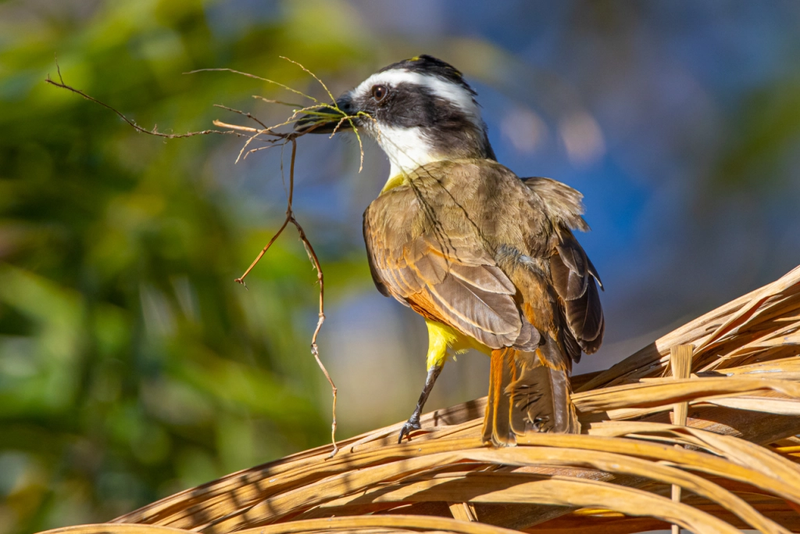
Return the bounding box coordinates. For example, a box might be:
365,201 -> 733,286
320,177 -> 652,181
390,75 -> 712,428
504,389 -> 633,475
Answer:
399,320 -> 453,443
398,364 -> 443,443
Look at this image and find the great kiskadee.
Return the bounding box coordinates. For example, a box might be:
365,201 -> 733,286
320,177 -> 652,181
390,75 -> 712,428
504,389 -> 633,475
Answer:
296,55 -> 604,446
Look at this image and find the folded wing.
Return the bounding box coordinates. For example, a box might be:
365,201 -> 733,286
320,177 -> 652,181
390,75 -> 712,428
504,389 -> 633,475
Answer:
364,204 -> 539,351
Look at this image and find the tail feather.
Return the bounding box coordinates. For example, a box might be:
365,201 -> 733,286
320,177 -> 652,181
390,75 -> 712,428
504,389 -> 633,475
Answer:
482,348 -> 580,446
508,363 -> 579,434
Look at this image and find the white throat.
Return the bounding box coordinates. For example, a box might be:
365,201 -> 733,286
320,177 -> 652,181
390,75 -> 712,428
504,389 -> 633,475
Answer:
375,125 -> 442,179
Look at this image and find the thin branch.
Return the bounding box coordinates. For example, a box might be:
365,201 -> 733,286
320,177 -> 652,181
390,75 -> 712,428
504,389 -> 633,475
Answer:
280,56 -> 336,104
213,120 -> 259,133
233,139 -> 338,456
213,103 -> 273,131
252,95 -> 305,107
294,213 -> 337,458
277,56 -> 366,172
48,60 -> 340,455
186,67 -> 319,103
284,139 -> 336,456
46,65 -> 235,140
212,103 -> 297,163
242,144 -> 281,160
234,215 -> 293,287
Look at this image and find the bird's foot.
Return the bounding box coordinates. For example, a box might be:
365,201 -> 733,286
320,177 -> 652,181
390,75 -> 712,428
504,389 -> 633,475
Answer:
398,416 -> 421,443
528,416 -> 551,433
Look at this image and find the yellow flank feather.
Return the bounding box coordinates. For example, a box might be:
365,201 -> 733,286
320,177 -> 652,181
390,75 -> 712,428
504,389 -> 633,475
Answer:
425,320 -> 490,371
380,173 -> 407,194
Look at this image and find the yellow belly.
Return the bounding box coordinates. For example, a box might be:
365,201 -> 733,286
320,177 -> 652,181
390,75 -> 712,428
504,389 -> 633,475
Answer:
425,319 -> 491,371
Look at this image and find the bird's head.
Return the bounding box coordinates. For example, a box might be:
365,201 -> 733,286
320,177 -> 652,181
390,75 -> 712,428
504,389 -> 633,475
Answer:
296,55 -> 495,178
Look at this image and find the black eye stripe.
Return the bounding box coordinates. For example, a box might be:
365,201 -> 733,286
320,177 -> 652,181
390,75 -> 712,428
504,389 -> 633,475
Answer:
372,83 -> 474,130
360,72 -> 495,161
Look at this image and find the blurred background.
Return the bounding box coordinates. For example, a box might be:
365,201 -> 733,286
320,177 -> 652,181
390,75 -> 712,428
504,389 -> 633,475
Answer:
1,1 -> 799,532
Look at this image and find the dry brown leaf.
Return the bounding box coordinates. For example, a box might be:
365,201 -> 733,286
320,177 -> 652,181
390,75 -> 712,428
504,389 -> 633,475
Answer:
38,265 -> 800,533
574,377 -> 800,412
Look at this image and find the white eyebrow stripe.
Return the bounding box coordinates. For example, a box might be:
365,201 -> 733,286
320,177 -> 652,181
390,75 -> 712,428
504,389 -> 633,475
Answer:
353,69 -> 481,126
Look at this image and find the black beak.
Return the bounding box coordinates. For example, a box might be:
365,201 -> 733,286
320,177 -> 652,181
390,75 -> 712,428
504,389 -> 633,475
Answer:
294,95 -> 356,134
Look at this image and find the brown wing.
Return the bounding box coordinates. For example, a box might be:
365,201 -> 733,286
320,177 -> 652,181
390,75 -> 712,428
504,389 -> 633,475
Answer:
550,230 -> 604,355
363,163 -> 601,358
363,201 -> 539,351
522,177 -> 604,357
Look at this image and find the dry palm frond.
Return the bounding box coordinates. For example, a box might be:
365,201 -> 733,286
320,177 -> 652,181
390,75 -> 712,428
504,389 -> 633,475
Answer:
38,266 -> 800,534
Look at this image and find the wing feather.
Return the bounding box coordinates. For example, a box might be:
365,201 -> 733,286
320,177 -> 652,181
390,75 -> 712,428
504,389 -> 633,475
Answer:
364,204 -> 531,350
549,230 -> 604,354
363,161 -> 601,357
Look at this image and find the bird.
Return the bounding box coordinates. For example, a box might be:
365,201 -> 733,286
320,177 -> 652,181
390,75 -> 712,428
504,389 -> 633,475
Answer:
295,55 -> 604,446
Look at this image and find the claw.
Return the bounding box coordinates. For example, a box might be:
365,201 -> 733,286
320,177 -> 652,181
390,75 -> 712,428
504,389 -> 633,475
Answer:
398,417 -> 421,443
531,416 -> 550,433
397,365 -> 443,444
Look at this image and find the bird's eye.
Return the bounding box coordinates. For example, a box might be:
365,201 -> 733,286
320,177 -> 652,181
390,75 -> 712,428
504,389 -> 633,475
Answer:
371,84 -> 388,102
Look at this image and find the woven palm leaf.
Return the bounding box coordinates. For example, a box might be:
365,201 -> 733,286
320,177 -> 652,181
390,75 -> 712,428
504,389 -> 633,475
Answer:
38,266 -> 800,534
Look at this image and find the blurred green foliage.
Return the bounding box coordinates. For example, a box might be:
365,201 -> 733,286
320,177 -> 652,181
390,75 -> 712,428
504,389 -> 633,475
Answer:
0,1 -> 378,532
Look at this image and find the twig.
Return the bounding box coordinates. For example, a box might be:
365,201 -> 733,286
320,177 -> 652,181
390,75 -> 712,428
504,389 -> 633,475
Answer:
251,95 -> 304,107
213,95 -> 341,457
46,64 -> 235,140
233,139 -> 338,455
199,62 -> 349,456
280,56 -> 336,104
48,60 -> 340,456
212,103 -> 334,163
212,120 -> 259,133
279,56 -> 367,172
213,103 -> 272,131
289,201 -> 337,457
242,144 -> 281,160
186,67 -> 319,103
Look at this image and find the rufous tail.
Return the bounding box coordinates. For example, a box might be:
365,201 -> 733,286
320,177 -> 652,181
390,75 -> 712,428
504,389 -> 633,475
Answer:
482,348 -> 580,447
